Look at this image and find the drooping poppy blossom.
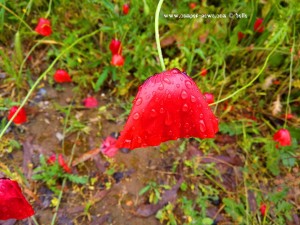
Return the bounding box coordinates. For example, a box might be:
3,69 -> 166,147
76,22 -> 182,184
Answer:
116,68 -> 219,150
203,92 -> 214,104
109,39 -> 122,55
253,18 -> 264,33
273,128 -> 291,147
123,4 -> 130,15
8,106 -> 27,124
101,136 -> 119,157
238,31 -> 245,41
53,69 -> 72,83
83,96 -> 98,108
47,154 -> 71,173
260,203 -> 267,216
111,54 -> 125,67
34,18 -> 52,36
0,178 -> 34,220
200,68 -> 208,77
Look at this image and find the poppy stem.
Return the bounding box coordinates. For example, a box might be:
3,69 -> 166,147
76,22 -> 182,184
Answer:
155,0 -> 166,71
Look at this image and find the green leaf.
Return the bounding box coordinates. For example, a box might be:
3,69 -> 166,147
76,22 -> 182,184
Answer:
139,185 -> 151,196
65,174 -> 89,184
93,67 -> 109,91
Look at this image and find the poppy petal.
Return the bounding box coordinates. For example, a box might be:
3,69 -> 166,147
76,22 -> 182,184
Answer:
116,68 -> 219,150
0,178 -> 34,220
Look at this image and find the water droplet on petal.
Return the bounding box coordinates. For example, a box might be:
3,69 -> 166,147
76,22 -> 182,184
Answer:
167,93 -> 171,99
168,130 -> 173,136
199,120 -> 206,132
163,77 -> 171,84
199,113 -> 204,119
133,113 -> 140,120
171,68 -> 181,74
160,108 -> 165,114
181,90 -> 188,99
135,97 -> 142,106
150,109 -> 157,117
191,95 -> 196,102
124,139 -> 132,144
185,80 -> 192,89
182,103 -> 188,112
152,91 -> 156,96
158,83 -> 164,90
176,84 -> 180,88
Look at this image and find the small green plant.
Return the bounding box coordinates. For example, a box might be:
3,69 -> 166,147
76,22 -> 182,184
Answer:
32,155 -> 88,195
139,181 -> 171,204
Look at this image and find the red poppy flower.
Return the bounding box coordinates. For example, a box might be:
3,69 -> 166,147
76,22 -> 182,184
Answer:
273,129 -> 291,147
253,18 -> 264,33
260,203 -> 267,216
189,3 -> 197,9
83,96 -> 98,108
53,69 -> 72,83
0,178 -> 34,220
203,92 -> 214,104
111,54 -> 125,67
101,136 -> 119,157
8,106 -> 27,125
34,18 -> 52,36
238,31 -> 245,41
47,154 -> 71,173
200,68 -> 208,77
123,4 -> 130,15
109,39 -> 122,55
116,68 -> 219,150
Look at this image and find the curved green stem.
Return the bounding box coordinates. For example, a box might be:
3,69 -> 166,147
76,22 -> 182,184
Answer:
0,3 -> 33,32
155,0 -> 165,71
0,28 -> 101,139
284,22 -> 295,128
45,0 -> 53,18
211,40 -> 282,106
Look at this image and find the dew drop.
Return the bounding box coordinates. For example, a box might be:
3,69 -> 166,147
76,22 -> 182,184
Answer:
168,130 -> 173,136
152,91 -> 156,96
158,83 -> 164,90
199,120 -> 206,132
181,90 -> 188,99
167,93 -> 172,99
185,80 -> 192,89
182,103 -> 188,112
163,77 -> 171,84
189,96 -> 195,103
124,139 -> 132,144
133,113 -> 140,120
176,84 -> 180,88
150,109 -> 157,117
171,68 -> 180,74
135,97 -> 142,106
159,108 -> 165,114
199,113 -> 204,119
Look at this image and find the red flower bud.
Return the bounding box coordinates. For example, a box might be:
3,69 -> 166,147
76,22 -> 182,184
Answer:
260,203 -> 267,216
8,106 -> 27,125
123,4 -> 130,15
47,154 -> 71,173
111,54 -> 125,67
200,68 -> 208,77
273,129 -> 291,147
35,18 -> 52,36
254,18 -> 264,33
54,69 -> 72,83
109,39 -> 122,55
238,32 -> 245,41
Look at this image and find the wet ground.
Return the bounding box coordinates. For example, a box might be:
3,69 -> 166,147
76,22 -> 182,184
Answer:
1,84 -> 299,225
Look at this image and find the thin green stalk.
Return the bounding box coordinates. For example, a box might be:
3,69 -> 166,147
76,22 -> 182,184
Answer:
45,0 -> 53,18
211,40 -> 282,106
155,0 -> 165,71
284,22 -> 295,128
0,28 -> 101,139
0,3 -> 33,32
51,132 -> 80,225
